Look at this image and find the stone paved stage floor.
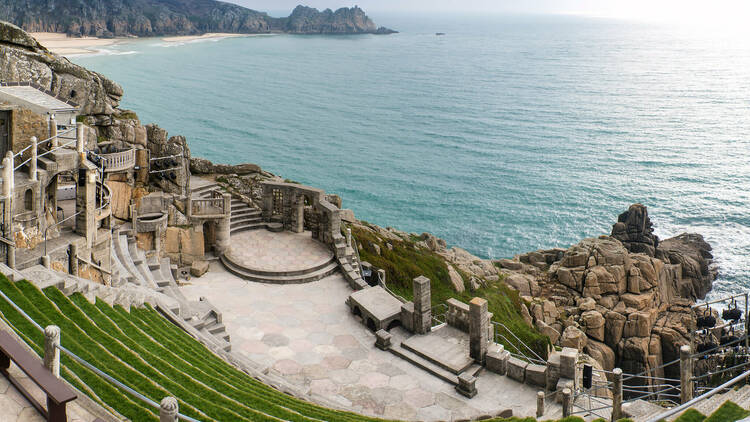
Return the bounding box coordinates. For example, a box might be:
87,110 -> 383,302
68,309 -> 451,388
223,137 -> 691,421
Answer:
182,262 -> 546,421
224,230 -> 334,273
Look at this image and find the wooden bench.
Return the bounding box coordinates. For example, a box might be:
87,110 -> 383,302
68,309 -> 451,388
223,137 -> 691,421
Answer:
0,330 -> 77,422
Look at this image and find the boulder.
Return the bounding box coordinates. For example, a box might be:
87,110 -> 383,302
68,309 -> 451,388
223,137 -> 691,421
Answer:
561,326 -> 587,351
581,310 -> 605,342
584,340 -> 616,371
447,264 -> 465,293
605,311 -> 626,345
536,320 -> 561,345
505,273 -> 539,297
611,204 -> 658,256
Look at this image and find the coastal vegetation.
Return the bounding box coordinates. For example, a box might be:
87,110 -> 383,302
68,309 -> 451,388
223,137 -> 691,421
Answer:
350,223 -> 551,359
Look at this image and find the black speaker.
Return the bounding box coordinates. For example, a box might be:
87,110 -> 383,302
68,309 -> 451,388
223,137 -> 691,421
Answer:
78,168 -> 86,187
583,364 -> 592,389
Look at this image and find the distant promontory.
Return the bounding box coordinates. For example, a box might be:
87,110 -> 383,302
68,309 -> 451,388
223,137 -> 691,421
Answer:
0,1 -> 396,37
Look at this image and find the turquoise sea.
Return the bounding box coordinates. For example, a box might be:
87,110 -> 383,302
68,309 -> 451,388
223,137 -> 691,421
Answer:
73,14 -> 750,298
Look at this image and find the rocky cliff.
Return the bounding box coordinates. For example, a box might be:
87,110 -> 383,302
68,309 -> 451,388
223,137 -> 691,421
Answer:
0,1 -> 395,37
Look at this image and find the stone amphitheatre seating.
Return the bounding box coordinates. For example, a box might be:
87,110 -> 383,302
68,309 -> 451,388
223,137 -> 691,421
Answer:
0,273 -> 417,422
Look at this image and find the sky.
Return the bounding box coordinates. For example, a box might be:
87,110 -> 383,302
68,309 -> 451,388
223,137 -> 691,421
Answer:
232,0 -> 750,25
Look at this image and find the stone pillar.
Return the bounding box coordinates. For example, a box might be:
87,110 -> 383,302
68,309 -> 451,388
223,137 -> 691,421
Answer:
130,203 -> 138,232
216,217 -> 230,254
29,136 -> 37,181
135,149 -> 149,185
42,255 -> 50,268
680,345 -> 693,404
346,228 -> 352,247
76,122 -> 85,159
2,153 -> 14,268
154,227 -> 162,252
49,115 -> 58,148
562,388 -> 572,417
612,368 -> 623,422
44,325 -> 60,378
293,195 -> 304,233
262,187 -> 273,222
75,169 -> 96,247
412,276 -> 431,335
160,396 -> 178,422
469,297 -> 489,363
69,243 -> 79,277
536,391 -> 544,418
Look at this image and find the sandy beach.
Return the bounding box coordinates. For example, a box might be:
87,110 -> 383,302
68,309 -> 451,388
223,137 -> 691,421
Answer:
30,32 -> 124,55
30,32 -> 254,56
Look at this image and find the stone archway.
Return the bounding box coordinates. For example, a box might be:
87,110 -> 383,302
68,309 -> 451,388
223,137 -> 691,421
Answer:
203,221 -> 216,253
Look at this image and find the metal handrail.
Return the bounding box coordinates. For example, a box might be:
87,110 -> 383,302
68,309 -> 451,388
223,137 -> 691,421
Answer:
38,127 -> 76,147
646,369 -> 750,422
492,320 -> 546,364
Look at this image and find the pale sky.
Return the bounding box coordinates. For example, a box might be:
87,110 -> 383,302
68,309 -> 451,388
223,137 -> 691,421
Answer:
233,0 -> 750,25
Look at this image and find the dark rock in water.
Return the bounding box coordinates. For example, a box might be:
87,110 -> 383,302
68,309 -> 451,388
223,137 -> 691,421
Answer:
611,203 -> 659,256
0,2 -> 395,37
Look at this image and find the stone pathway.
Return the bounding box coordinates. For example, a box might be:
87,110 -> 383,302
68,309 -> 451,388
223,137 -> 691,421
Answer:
224,230 -> 333,272
0,363 -> 100,422
182,262 -> 544,421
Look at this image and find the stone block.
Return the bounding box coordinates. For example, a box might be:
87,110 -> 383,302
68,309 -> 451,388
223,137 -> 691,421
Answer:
400,302 -> 414,332
455,373 -> 477,398
546,352 -> 561,391
525,363 -> 547,387
375,330 -> 392,350
190,259 -> 209,277
560,347 -> 578,379
494,409 -> 513,419
556,377 -> 575,403
486,348 -> 510,375
506,357 -> 529,383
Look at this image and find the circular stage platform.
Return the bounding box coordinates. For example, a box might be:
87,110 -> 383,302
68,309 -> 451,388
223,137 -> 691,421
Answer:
220,229 -> 338,284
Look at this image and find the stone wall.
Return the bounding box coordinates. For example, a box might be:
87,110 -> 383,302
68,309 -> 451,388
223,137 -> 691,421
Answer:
164,226 -> 204,265
261,181 -> 343,247
9,107 -> 49,160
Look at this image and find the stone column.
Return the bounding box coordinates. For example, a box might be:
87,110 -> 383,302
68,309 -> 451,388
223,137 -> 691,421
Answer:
293,195 -> 304,233
49,115 -> 58,148
469,297 -> 489,363
412,276 -> 432,334
612,368 -> 623,422
262,186 -> 273,222
76,169 -> 96,247
42,255 -> 50,268
562,388 -> 572,417
69,243 -> 79,277
76,122 -> 85,159
680,345 -> 693,403
2,153 -> 15,268
160,396 -> 178,422
44,325 -> 60,378
536,391 -> 545,418
29,136 -> 37,181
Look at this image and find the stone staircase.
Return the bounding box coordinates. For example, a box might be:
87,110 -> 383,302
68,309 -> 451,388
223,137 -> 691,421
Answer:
335,236 -> 369,290
386,326 -> 482,386
111,228 -> 232,351
191,182 -> 281,234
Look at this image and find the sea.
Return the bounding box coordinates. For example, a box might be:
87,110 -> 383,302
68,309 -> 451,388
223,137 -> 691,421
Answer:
72,13 -> 750,299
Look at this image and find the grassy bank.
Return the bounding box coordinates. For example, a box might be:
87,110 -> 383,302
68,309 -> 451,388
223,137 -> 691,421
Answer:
351,224 -> 550,359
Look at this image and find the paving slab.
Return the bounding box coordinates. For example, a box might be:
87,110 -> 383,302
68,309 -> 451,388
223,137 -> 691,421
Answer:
181,261 -> 553,420
401,325 -> 473,374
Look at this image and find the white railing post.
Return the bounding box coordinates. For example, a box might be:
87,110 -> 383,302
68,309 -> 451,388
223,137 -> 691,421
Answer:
29,136 -> 37,181
680,345 -> 693,403
76,122 -> 84,156
44,325 -> 60,378
49,114 -> 58,148
612,368 -> 623,422
160,396 -> 178,422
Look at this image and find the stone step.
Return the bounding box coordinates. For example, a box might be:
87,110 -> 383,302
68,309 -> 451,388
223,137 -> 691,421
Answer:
230,221 -> 283,235
156,280 -> 171,288
223,255 -> 337,278
219,255 -> 339,284
401,336 -> 475,375
231,208 -> 260,218
732,384 -> 750,409
206,322 -> 227,335
389,343 -> 459,386
191,183 -> 218,194
230,216 -> 262,227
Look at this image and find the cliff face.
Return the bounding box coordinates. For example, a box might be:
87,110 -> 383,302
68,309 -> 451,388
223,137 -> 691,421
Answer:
0,1 -> 395,37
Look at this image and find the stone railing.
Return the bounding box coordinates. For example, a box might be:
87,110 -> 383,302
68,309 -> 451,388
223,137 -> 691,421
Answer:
188,190 -> 227,219
99,148 -> 135,173
446,298 -> 494,340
